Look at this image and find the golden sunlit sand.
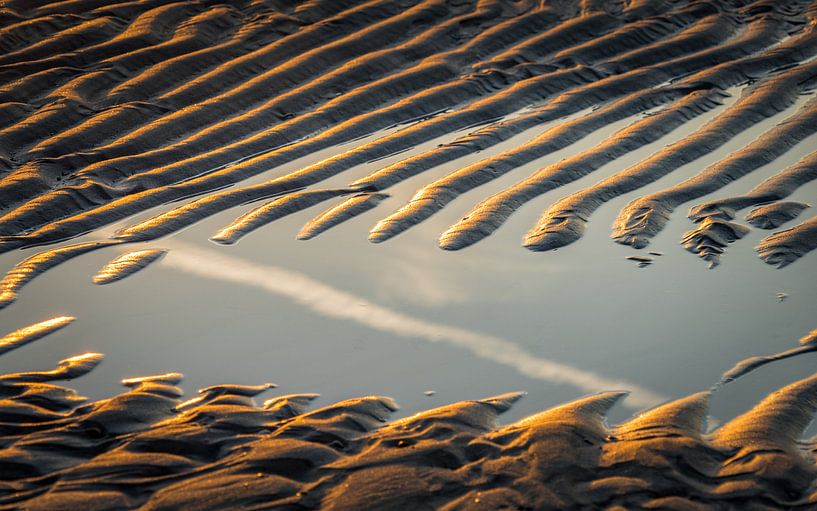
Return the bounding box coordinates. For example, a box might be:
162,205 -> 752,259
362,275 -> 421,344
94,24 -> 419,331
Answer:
1,318 -> 817,509
1,0 -> 817,508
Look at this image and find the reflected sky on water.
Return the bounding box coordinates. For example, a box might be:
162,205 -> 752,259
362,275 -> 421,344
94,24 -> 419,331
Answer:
1,90 -> 816,426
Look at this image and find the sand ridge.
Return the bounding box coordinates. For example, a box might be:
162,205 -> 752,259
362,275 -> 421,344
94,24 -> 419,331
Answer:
0,0 -> 813,273
1,1 -> 816,506
0,318 -> 816,509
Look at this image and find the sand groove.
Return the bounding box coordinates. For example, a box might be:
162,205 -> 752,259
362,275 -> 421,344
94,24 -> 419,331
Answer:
2,3 -> 816,507
511,37 -> 817,253
1,0 -> 817,268
427,87 -> 727,248
689,150 -> 817,224
0,322 -> 816,508
611,90 -> 817,249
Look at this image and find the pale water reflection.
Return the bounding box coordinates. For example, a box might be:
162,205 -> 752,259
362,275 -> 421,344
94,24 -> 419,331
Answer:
162,240 -> 668,409
0,97 -> 815,427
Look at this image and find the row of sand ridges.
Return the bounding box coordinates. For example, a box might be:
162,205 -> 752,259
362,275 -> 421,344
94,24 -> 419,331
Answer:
0,0 -> 816,270
0,317 -> 817,509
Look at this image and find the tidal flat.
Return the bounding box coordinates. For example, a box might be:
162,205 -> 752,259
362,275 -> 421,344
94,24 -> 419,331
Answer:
1,0 -> 817,508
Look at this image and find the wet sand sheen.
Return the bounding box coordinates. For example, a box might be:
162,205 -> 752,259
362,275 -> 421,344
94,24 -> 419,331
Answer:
161,241 -> 668,410
92,248 -> 167,285
0,0 -> 814,262
0,316 -> 816,509
1,0 -> 817,508
0,316 -> 74,356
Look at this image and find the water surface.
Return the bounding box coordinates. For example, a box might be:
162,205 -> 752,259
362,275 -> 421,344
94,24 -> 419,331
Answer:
1,96 -> 815,427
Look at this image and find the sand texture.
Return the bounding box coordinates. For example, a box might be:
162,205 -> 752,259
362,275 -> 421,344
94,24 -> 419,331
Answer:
0,0 -> 811,270
0,319 -> 815,509
91,248 -> 166,284
1,0 -> 817,508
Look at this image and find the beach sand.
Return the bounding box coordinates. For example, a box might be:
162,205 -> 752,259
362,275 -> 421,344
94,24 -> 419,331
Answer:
1,0 -> 817,507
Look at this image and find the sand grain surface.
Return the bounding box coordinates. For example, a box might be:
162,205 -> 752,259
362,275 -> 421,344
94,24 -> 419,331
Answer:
1,0 -> 817,507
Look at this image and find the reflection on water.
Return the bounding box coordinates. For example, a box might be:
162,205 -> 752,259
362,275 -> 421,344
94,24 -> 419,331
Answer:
163,240 -> 667,409
5,2 -> 817,505
0,99 -> 815,426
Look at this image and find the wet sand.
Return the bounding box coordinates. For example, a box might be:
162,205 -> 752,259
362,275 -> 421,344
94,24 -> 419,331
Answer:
1,0 -> 817,508
2,319 -> 817,509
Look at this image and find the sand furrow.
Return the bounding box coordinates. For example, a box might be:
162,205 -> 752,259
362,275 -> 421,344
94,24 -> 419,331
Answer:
103,12 -> 299,104
359,11 -> 793,245
0,99 -> 93,172
62,0 -> 546,181
56,5 -> 568,177
87,0 -> 437,153
0,61 -> 552,246
517,45 -> 817,252
347,3 -> 740,193
597,7 -> 736,73
0,66 -> 84,105
0,1 -> 414,163
0,324 -> 816,508
434,89 -> 725,249
0,0 -> 813,261
157,0 -> 419,110
0,3 -> 217,159
0,0 -> 429,191
612,92 -> 817,249
16,8 -> 247,159
380,88 -> 716,244
10,16 -> 271,141
0,3 -> 204,81
105,67 -> 598,244
0,0 -> 779,248
0,71 -> 551,245
66,6 -> 243,91
0,0 -> 471,213
689,150 -> 817,223
0,16 -> 127,69
0,13 -> 84,54
106,54 -> 720,245
549,1 -> 724,67
480,11 -> 622,71
0,0 -> 700,242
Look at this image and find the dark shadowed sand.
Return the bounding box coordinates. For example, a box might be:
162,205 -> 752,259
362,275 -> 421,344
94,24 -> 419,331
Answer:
1,0 -> 817,508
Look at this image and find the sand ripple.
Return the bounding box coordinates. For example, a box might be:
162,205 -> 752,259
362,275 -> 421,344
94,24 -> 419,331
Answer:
0,0 -> 812,268
0,320 -> 816,509
92,249 -> 167,285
